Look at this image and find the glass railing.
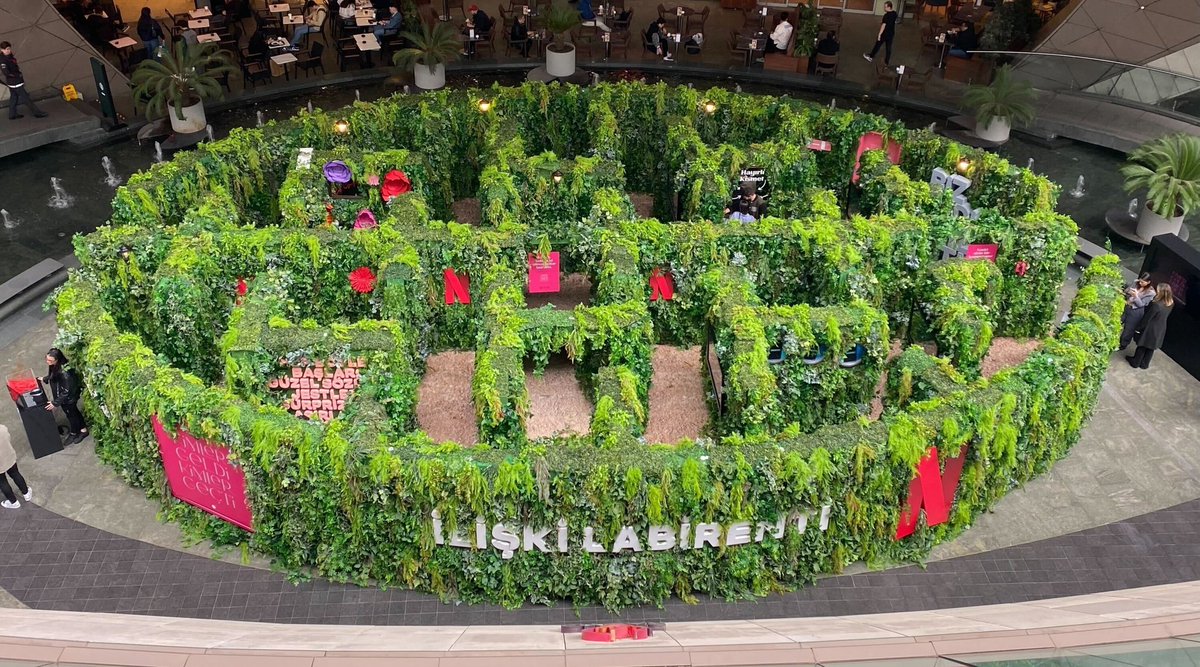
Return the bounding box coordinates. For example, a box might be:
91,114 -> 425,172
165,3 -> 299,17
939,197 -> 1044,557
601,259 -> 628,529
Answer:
970,50 -> 1200,121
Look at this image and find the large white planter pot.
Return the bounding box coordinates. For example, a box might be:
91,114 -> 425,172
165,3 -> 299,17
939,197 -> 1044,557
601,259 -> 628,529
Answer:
546,44 -> 576,78
169,101 -> 207,135
414,63 -> 446,90
974,116 -> 1011,143
1136,201 -> 1185,240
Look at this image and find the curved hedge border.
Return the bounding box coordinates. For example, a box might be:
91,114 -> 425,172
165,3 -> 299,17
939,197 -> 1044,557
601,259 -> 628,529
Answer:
56,82 -> 1123,609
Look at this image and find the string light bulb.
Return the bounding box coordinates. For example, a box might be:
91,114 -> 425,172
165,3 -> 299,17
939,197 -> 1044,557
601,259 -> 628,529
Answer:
956,157 -> 972,174
477,98 -> 493,113
703,100 -> 717,114
551,170 -> 563,184
333,119 -> 350,135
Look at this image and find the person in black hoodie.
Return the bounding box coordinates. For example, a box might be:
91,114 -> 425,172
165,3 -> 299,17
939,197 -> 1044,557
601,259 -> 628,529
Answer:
0,42 -> 47,120
43,348 -> 87,444
1128,284 -> 1174,370
137,8 -> 164,60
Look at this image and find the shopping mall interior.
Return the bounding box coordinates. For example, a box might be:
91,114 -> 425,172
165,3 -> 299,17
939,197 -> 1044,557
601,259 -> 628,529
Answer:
0,0 -> 1199,665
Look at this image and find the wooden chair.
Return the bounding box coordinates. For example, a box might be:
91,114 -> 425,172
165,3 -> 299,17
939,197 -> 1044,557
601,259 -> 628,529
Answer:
475,27 -> 496,57
506,29 -> 531,57
239,48 -> 273,88
609,29 -> 631,59
612,6 -> 633,31
901,67 -> 932,94
686,5 -> 708,34
814,52 -> 837,76
874,58 -> 897,89
337,36 -> 364,70
296,40 -> 326,75
571,27 -> 598,58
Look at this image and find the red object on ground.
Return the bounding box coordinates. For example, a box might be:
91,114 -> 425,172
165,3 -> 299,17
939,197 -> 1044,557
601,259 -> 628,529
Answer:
527,252 -> 561,294
381,169 -> 411,202
581,625 -> 651,642
6,377 -> 38,403
852,131 -> 902,184
349,267 -> 377,294
807,138 -> 832,152
965,243 -> 999,262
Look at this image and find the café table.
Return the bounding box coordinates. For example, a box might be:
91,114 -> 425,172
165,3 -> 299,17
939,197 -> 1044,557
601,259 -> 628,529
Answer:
270,52 -> 298,80
197,32 -> 221,43
734,31 -> 766,67
354,32 -> 381,65
108,35 -> 139,71
269,3 -> 291,14
190,7 -> 213,18
460,30 -> 483,58
356,16 -> 375,27
282,13 -> 304,36
528,29 -> 548,57
188,18 -> 211,31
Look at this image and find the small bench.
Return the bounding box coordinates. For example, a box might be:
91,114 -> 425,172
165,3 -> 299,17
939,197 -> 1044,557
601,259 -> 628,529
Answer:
0,258 -> 66,321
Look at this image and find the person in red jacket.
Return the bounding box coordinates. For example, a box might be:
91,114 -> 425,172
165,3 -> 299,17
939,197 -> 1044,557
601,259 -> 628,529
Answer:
0,42 -> 48,120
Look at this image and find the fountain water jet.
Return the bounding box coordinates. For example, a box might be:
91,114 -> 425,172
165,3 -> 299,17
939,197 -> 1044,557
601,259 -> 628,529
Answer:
1,209 -> 17,230
101,156 -> 122,187
1027,157 -> 1034,170
154,141 -> 164,163
1069,175 -> 1086,198
48,177 -> 74,209
256,111 -> 265,127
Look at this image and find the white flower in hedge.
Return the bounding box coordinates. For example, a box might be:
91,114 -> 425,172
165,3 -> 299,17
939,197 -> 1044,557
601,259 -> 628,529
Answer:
731,252 -> 747,267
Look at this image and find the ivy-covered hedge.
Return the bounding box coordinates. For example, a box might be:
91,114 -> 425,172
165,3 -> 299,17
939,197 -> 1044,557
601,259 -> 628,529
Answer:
55,82 -> 1115,610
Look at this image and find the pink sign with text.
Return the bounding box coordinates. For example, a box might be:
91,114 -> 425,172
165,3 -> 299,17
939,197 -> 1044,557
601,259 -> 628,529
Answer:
153,416 -> 254,531
965,244 -> 999,262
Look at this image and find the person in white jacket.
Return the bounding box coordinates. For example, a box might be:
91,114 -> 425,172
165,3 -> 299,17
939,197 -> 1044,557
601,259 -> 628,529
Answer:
0,424 -> 32,509
767,13 -> 793,53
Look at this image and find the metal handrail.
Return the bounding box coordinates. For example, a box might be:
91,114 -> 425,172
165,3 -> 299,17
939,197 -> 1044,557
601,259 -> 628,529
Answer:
965,50 -> 1200,84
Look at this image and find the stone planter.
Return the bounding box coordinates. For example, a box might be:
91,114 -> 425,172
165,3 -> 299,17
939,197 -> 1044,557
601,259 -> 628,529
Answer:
169,100 -> 207,135
414,63 -> 446,90
546,43 -> 576,78
1136,201 -> 1185,241
974,116 -> 1011,143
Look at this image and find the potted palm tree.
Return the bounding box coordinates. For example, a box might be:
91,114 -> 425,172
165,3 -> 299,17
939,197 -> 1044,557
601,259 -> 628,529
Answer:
544,3 -> 581,78
394,22 -> 461,90
131,42 -> 235,134
1121,133 -> 1200,240
961,65 -> 1036,144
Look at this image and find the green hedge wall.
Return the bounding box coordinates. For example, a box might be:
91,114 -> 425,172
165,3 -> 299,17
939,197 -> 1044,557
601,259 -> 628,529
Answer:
54,82 -> 1112,611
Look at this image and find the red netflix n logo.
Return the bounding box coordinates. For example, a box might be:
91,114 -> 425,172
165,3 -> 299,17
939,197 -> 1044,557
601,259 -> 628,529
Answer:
444,269 -> 470,304
894,445 -> 968,539
649,269 -> 675,301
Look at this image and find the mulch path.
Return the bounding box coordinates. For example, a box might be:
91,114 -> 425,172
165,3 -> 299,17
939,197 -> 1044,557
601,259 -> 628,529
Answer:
525,355 -> 592,440
451,198 -> 481,226
645,345 -> 709,444
416,351 -> 478,446
628,192 -> 655,218
526,273 -> 592,310
981,337 -> 1041,379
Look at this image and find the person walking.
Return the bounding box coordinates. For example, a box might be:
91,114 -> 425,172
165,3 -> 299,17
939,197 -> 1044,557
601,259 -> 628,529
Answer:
0,424 -> 32,510
1118,273 -> 1155,350
44,348 -> 88,444
1128,284 -> 1174,370
0,42 -> 48,120
862,1 -> 897,65
137,7 -> 164,60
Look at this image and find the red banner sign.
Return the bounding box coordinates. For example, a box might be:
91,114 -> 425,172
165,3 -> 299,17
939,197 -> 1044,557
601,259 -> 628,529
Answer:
153,416 -> 253,532
894,445 -> 967,539
965,244 -> 999,262
807,139 -> 832,152
528,252 -> 561,294
268,357 -> 365,423
444,269 -> 471,304
852,131 -> 902,184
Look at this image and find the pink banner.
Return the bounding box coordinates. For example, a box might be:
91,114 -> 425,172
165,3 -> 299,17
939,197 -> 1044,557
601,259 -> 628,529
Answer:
965,243 -> 999,262
153,416 -> 254,531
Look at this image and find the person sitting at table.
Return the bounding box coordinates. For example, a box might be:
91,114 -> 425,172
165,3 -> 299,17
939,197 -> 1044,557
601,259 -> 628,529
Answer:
578,0 -> 612,32
290,0 -> 328,48
465,5 -> 493,34
817,30 -> 839,56
248,16 -> 270,59
947,22 -> 977,58
645,17 -> 672,61
766,12 -> 792,53
83,3 -> 117,46
511,13 -> 531,57
137,7 -> 164,60
338,0 -> 357,20
374,1 -> 403,41
725,182 -> 766,222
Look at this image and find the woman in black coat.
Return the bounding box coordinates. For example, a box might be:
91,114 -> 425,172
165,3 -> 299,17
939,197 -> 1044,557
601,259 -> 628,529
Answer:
43,348 -> 88,444
1129,284 -> 1174,370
